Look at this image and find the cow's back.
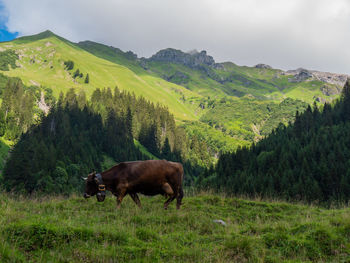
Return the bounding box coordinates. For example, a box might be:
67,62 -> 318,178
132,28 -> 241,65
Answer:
116,160 -> 183,195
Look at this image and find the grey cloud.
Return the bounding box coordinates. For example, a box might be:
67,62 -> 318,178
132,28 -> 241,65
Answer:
2,0 -> 350,74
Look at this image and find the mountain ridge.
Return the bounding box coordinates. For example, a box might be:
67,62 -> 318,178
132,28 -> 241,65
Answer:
13,30 -> 348,86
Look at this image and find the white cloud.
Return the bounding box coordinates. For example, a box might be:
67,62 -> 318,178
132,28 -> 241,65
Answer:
2,0 -> 350,74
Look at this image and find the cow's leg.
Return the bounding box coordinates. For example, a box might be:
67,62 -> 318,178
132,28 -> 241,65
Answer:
176,187 -> 184,210
116,188 -> 126,209
129,193 -> 142,208
162,183 -> 176,209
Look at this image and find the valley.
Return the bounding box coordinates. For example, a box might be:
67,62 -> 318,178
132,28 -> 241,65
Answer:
1,0 -> 350,262
0,30 -> 347,191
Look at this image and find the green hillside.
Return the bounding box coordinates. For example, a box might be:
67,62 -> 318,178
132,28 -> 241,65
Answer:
204,80 -> 350,203
76,40 -> 345,148
78,41 -> 337,102
143,50 -> 342,103
1,193 -> 350,262
0,31 -> 200,121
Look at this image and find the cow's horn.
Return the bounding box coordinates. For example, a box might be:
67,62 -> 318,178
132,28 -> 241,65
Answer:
82,177 -> 88,181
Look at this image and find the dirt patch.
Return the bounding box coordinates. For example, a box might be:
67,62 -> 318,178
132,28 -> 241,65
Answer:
38,91 -> 50,115
48,50 -> 56,58
30,80 -> 40,86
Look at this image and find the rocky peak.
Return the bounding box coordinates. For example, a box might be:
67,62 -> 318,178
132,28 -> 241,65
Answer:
149,48 -> 215,68
286,68 -> 348,86
287,68 -> 313,83
187,49 -> 199,55
254,63 -> 272,69
310,70 -> 348,87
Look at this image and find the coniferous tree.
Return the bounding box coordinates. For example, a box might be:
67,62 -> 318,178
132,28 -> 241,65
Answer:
84,73 -> 89,83
73,69 -> 80,79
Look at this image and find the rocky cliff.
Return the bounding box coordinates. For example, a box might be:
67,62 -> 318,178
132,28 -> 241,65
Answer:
149,48 -> 216,68
285,68 -> 348,86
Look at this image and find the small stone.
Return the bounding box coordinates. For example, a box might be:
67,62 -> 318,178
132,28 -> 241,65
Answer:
213,219 -> 227,226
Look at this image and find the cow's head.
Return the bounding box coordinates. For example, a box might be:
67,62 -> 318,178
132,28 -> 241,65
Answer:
83,172 -> 106,202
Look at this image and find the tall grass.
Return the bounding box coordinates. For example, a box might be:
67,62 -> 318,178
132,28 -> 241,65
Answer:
0,191 -> 350,262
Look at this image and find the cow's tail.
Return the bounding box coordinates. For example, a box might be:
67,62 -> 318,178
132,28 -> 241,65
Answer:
176,166 -> 184,209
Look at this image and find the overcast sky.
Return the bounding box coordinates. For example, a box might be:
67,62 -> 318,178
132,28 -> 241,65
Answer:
1,0 -> 350,74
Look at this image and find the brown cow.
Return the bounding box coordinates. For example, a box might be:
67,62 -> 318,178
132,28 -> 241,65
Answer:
83,160 -> 184,209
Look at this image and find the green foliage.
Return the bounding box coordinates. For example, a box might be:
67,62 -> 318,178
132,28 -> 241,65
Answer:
3,87 -> 209,193
84,73 -> 89,83
182,121 -> 249,155
90,87 -> 209,183
0,50 -> 18,71
260,98 -> 309,135
0,79 -> 36,140
2,88 -> 145,193
73,69 -> 80,79
208,80 -> 350,204
0,138 -> 10,172
63,60 -> 74,70
200,97 -> 308,142
43,87 -> 56,107
1,193 -> 350,262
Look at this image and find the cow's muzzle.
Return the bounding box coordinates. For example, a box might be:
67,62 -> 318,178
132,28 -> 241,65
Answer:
96,192 -> 105,202
84,193 -> 91,199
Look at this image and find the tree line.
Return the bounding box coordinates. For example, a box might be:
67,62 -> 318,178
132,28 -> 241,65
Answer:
2,86 -> 210,193
198,80 -> 350,204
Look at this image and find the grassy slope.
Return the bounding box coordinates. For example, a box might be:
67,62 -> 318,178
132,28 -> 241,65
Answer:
1,193 -> 349,262
148,59 -> 339,104
0,33 -> 200,121
76,40 -> 145,75
77,40 -> 341,104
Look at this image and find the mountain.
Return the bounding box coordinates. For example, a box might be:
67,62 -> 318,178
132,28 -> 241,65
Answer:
77,39 -> 347,101
0,30 -> 199,121
0,30 -> 347,155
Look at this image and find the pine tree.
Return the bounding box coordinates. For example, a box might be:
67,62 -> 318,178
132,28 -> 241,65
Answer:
73,69 -> 80,79
85,73 -> 89,83
341,78 -> 350,121
161,137 -> 171,158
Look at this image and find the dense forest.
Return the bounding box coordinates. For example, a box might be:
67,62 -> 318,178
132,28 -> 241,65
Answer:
198,80 -> 350,204
2,86 -> 209,194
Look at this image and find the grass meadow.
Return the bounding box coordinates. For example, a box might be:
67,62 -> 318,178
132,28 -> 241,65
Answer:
1,191 -> 350,262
